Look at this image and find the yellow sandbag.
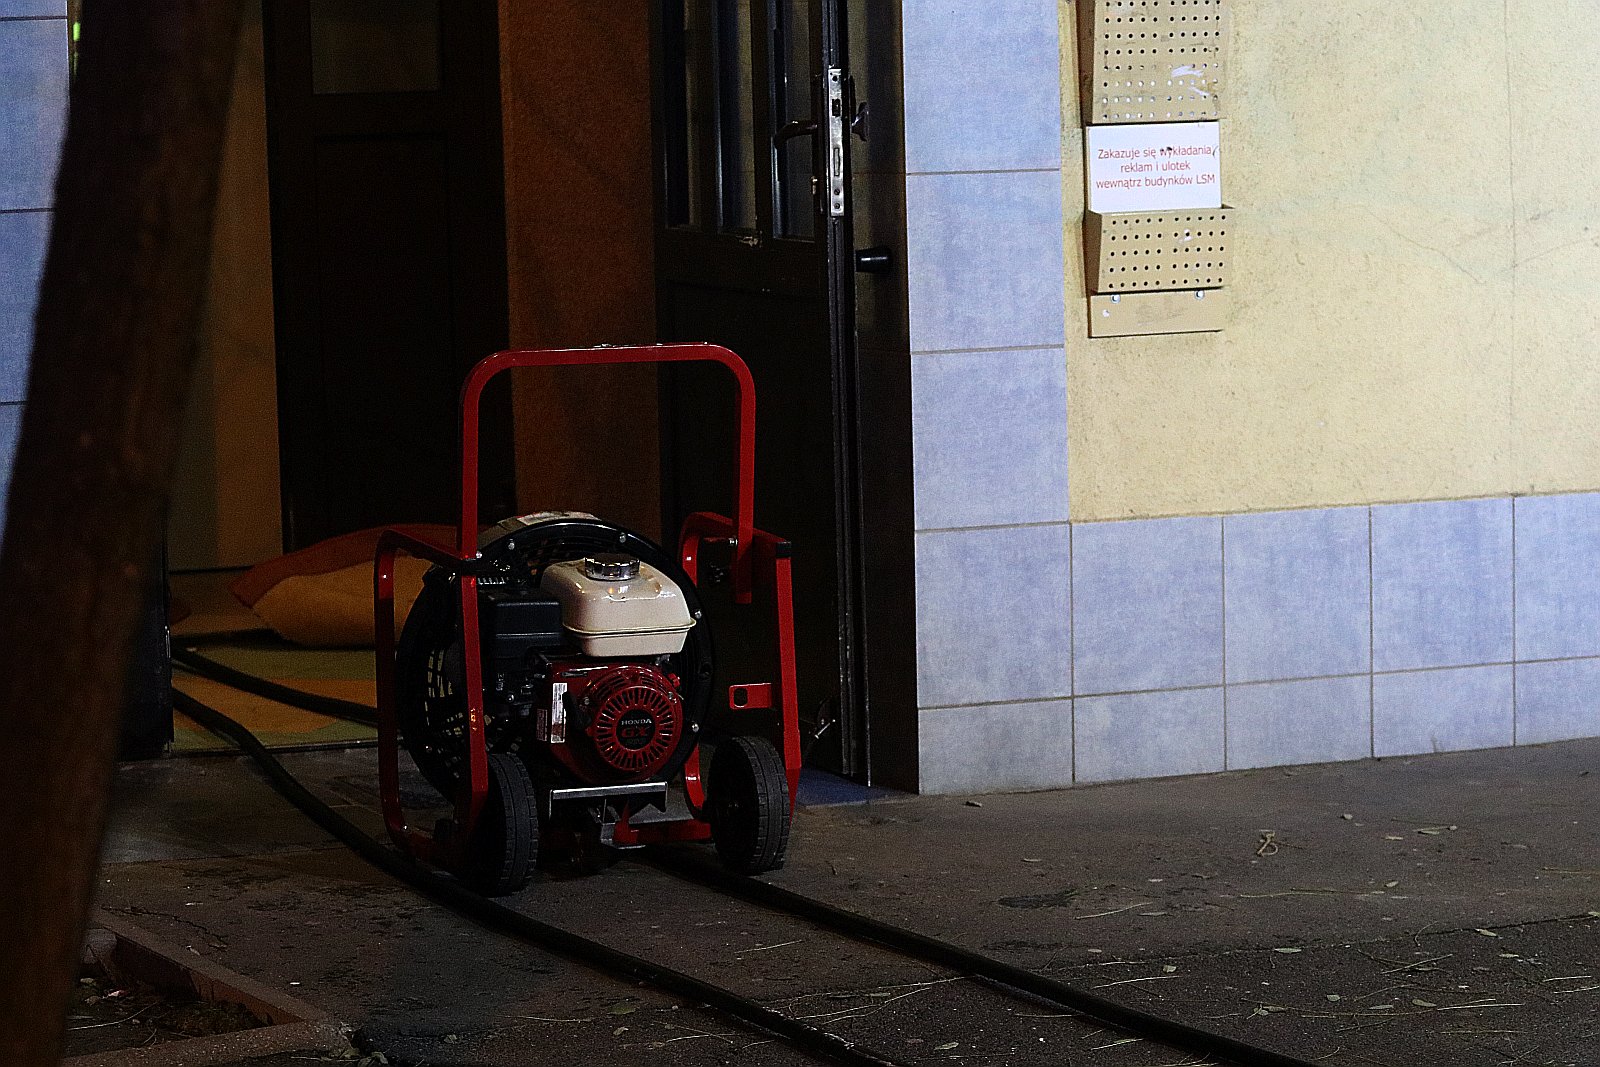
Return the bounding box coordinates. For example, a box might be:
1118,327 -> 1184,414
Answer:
251,555 -> 433,647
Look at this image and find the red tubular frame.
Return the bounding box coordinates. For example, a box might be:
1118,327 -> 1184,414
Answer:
373,344 -> 798,864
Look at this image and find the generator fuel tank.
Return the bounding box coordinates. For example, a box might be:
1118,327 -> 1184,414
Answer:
539,554 -> 697,657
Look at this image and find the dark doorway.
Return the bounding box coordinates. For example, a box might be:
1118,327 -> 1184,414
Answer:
651,0 -> 869,778
262,0 -> 511,549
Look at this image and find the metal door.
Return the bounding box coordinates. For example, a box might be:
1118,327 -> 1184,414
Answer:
651,0 -> 867,777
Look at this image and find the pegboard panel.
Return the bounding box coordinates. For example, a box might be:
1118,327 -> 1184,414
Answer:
1088,288 -> 1228,338
1083,209 -> 1231,293
1080,0 -> 1225,124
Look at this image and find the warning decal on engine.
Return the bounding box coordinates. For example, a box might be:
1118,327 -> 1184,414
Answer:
542,681 -> 568,744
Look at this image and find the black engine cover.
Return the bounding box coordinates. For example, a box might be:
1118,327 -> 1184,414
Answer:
479,586 -> 564,666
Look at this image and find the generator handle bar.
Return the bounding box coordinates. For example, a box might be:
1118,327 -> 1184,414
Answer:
373,527 -> 490,859
460,344 -> 758,602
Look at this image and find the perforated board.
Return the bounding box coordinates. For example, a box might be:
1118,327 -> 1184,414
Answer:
1080,0 -> 1225,124
1088,288 -> 1228,338
1084,209 -> 1231,293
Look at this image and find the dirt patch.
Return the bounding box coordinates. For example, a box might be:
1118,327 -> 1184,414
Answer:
63,963 -> 264,1058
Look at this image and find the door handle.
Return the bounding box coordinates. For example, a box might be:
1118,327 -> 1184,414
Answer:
775,119 -> 818,145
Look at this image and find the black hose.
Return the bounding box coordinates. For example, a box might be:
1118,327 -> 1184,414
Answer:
171,691 -> 912,1067
642,852 -> 1319,1067
172,646 -> 378,726
176,657 -> 1320,1066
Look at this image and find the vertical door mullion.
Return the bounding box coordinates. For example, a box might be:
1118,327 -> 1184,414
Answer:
750,0 -> 777,237
656,0 -> 689,227
690,1 -> 720,231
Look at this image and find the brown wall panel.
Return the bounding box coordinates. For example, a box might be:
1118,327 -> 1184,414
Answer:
499,2 -> 661,538
168,5 -> 282,569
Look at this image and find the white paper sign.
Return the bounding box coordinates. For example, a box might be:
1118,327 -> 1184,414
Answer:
1086,122 -> 1222,213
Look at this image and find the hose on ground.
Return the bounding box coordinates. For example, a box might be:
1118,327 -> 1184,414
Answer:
172,646 -> 377,726
173,690 -> 913,1067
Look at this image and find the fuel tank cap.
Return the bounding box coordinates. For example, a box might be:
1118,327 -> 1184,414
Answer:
582,554 -> 642,581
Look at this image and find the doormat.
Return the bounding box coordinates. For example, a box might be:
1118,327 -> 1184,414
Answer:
172,634 -> 377,753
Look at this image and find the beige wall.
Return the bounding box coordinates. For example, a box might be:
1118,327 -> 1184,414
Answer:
169,4 -> 282,568
1063,0 -> 1600,522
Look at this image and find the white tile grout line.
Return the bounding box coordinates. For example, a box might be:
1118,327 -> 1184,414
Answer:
1068,520 -> 1077,784
1220,515 -> 1229,771
1511,495 -> 1519,746
910,343 -> 1066,357
904,167 -> 1063,177
920,657 -> 1585,712
922,492 -> 1593,538
1069,489 -> 1593,526
915,520 -> 1070,536
920,697 -> 1072,713
1369,506 -> 1377,759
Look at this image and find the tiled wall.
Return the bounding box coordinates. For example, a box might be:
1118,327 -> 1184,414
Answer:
901,0 -> 1072,793
919,486 -> 1600,793
919,492 -> 1600,793
0,1 -> 67,537
901,4 -> 1600,793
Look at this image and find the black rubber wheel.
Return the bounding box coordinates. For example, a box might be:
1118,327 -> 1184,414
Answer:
707,736 -> 791,874
460,753 -> 539,895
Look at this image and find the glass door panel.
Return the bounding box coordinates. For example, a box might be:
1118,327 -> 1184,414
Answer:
773,0 -> 816,239
715,0 -> 759,233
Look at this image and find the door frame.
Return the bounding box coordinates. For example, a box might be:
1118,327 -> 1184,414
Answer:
648,0 -> 909,784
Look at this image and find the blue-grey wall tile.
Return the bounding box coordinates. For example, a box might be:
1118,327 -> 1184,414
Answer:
1073,516 -> 1222,695
1516,493 -> 1600,661
1373,666 -> 1514,757
0,19 -> 68,210
1227,676 -> 1371,770
912,348 -> 1068,530
918,700 -> 1073,795
0,209 -> 47,402
906,170 -> 1065,352
915,524 -> 1071,707
1075,687 -> 1224,783
0,402 -> 20,543
902,0 -> 1062,173
1224,507 -> 1371,683
1515,658 -> 1600,746
0,3 -> 66,16
1372,499 -> 1512,672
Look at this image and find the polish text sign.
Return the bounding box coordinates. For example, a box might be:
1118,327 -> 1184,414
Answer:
1086,122 -> 1222,213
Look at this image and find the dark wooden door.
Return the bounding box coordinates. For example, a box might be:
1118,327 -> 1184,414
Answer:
652,0 -> 866,777
263,0 -> 510,549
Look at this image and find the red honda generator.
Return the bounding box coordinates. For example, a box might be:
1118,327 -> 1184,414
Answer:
373,345 -> 800,895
